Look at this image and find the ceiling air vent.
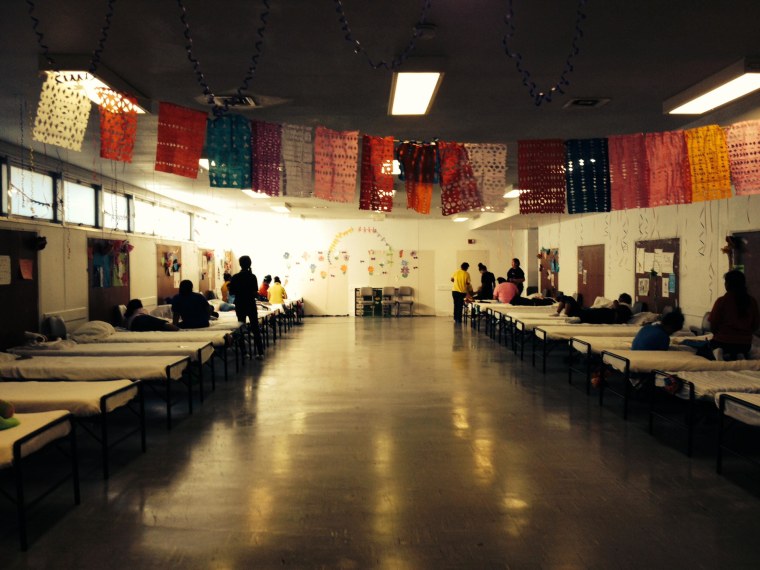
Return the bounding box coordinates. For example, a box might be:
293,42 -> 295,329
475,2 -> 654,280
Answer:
195,93 -> 290,110
212,95 -> 258,108
562,97 -> 610,109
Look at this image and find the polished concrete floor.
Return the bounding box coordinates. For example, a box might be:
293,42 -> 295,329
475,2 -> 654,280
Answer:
4,317 -> 760,569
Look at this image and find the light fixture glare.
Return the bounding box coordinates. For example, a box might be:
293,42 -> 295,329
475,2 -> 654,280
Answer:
389,72 -> 443,115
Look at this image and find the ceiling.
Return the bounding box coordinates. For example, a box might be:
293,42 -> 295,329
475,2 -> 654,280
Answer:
2,1 -> 760,227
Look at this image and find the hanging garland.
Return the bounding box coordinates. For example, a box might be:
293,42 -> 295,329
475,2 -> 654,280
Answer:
333,0 -> 433,70
26,0 -> 117,74
176,0 -> 271,115
502,0 -> 588,105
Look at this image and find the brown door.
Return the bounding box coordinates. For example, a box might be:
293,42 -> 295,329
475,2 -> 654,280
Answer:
88,238 -> 130,324
539,248 -> 559,298
0,229 -> 39,348
157,244 -> 181,304
577,244 -> 604,307
732,231 -> 760,296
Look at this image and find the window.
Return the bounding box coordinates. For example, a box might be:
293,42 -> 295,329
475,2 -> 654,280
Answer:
133,199 -> 157,235
103,191 -> 130,231
63,180 -> 96,226
156,205 -> 191,241
9,165 -> 55,220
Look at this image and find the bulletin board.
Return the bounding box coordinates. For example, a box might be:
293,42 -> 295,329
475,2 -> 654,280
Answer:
634,238 -> 679,313
538,247 -> 559,298
87,238 -> 131,324
0,229 -> 40,349
157,244 -> 181,304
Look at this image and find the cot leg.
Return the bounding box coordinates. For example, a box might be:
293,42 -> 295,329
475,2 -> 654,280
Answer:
70,425 -> 80,506
14,462 -> 27,551
623,374 -> 630,420
198,362 -> 205,403
716,408 -> 725,474
101,413 -> 110,480
139,384 -> 147,453
166,381 -> 172,431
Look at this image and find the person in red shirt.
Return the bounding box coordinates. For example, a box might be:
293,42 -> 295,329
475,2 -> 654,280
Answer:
709,269 -> 760,360
258,275 -> 272,301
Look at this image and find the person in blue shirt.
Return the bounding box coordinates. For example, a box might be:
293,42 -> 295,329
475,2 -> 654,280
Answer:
631,309 -> 685,350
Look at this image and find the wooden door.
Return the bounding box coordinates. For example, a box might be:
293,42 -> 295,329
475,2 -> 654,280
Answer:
157,244 -> 181,304
577,244 -> 604,307
730,231 -> 760,296
199,251 -> 213,295
0,229 -> 39,349
88,238 -> 130,323
539,248 -> 559,298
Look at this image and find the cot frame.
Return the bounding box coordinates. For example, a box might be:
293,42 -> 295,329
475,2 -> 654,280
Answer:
0,413 -> 80,551
717,393 -> 760,474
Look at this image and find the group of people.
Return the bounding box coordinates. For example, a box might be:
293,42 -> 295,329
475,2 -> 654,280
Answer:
122,255 -> 290,361
451,258 -> 528,323
453,255 -> 758,361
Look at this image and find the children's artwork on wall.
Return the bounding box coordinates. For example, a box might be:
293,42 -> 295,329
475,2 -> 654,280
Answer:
327,228 -> 355,264
638,277 -> 650,296
411,251 -> 418,259
401,260 -> 410,278
368,265 -> 375,275
320,271 -> 327,279
340,264 -> 348,274
310,263 -> 316,273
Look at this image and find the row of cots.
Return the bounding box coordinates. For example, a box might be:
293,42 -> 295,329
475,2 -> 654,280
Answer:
467,301 -> 760,475
0,300 -> 304,550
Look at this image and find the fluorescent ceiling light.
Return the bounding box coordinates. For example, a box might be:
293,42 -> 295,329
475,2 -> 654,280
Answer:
389,72 -> 443,115
664,57 -> 760,115
270,203 -> 291,213
242,190 -> 270,200
48,70 -> 147,114
452,216 -> 469,223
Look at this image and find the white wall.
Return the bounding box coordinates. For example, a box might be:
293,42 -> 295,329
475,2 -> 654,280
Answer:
0,212 -> 527,327
537,194 -> 760,326
226,214 -> 525,316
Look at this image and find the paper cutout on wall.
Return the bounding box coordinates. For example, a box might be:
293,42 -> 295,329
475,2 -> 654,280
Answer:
206,114 -> 252,188
99,90 -> 138,163
314,126 -> 359,203
281,123 -> 314,197
725,120 -> 760,195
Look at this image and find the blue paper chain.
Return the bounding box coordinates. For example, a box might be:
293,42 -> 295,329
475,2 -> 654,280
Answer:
334,0 -> 433,70
502,0 -> 588,106
26,0 -> 117,75
177,0 -> 271,116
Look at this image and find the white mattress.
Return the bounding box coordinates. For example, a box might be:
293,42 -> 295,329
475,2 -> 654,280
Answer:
603,350 -> 760,374
90,330 -> 230,348
486,305 -> 558,317
570,336 -> 696,355
9,341 -> 214,363
0,410 -> 71,468
720,392 -> 760,426
536,324 -> 642,341
653,370 -> 760,400
515,316 -> 581,330
1,380 -> 137,416
0,355 -> 188,381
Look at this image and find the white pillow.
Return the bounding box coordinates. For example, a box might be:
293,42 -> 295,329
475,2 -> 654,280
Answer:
70,320 -> 115,343
591,296 -> 614,308
627,311 -> 660,326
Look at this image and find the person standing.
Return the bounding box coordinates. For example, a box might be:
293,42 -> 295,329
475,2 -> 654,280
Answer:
228,255 -> 265,360
708,269 -> 760,360
507,258 -> 525,295
451,262 -> 473,323
476,263 -> 496,299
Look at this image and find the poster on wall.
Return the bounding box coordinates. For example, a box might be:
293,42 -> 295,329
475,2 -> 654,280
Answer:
638,277 -> 649,296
